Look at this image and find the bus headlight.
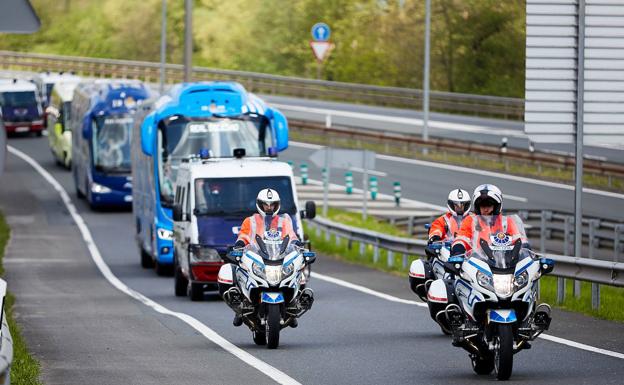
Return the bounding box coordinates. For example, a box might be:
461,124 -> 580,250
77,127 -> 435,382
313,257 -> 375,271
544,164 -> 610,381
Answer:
157,228 -> 173,241
91,182 -> 112,194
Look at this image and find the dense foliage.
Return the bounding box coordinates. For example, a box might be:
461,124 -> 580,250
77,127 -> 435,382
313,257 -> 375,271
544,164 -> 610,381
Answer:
0,0 -> 525,97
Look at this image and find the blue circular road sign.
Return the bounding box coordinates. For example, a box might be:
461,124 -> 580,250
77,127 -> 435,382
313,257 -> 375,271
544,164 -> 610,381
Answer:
311,22 -> 331,42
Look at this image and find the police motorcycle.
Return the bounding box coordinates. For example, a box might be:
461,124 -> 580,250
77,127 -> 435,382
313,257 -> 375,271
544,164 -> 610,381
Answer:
431,215 -> 554,380
218,231 -> 316,349
409,238 -> 456,335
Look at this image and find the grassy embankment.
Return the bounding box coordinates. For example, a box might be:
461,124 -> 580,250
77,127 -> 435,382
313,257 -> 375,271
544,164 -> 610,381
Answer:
290,131 -> 624,193
305,208 -> 624,323
0,214 -> 42,385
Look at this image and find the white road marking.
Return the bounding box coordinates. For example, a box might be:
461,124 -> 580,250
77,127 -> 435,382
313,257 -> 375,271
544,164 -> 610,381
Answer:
311,272 -> 624,361
8,146 -> 301,385
290,141 -> 623,200
274,103 -> 527,138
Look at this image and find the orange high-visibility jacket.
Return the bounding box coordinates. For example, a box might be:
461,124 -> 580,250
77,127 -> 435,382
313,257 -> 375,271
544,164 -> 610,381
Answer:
237,213 -> 298,246
452,214 -> 526,254
429,212 -> 464,241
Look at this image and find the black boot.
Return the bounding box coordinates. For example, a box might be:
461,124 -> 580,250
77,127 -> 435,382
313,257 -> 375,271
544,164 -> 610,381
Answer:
233,314 -> 243,327
290,318 -> 298,328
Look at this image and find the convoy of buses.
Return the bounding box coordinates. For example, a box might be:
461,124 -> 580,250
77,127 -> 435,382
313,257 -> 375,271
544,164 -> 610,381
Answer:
2,72 -> 311,302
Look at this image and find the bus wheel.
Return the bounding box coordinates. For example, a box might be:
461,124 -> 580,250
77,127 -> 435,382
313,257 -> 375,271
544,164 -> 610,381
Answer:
141,248 -> 154,269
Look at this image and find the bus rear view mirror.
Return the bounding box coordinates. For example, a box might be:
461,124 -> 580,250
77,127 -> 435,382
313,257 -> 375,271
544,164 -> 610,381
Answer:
140,115 -> 156,156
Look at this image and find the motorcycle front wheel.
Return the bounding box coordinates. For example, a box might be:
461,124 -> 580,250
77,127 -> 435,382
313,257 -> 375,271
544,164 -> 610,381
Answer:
494,324 -> 514,380
266,304 -> 281,349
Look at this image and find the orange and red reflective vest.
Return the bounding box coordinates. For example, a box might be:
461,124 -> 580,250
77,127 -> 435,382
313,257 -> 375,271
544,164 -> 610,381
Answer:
452,214 -> 526,254
236,213 -> 298,246
429,212 -> 464,241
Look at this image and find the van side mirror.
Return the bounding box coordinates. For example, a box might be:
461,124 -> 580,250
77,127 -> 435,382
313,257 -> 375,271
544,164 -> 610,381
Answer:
172,204 -> 183,222
301,201 -> 316,219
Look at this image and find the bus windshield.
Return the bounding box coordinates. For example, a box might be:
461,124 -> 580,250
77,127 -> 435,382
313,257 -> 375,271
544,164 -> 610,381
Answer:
158,115 -> 273,205
0,91 -> 38,107
194,176 -> 296,216
92,114 -> 133,173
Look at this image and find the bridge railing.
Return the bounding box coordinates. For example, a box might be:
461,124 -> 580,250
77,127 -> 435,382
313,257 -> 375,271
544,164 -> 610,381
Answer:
0,50 -> 524,120
309,216 -> 624,309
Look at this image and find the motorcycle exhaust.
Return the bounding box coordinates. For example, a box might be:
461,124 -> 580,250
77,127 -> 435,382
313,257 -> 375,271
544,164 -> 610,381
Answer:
444,304 -> 464,328
299,288 -> 315,310
223,287 -> 243,312
533,303 -> 552,330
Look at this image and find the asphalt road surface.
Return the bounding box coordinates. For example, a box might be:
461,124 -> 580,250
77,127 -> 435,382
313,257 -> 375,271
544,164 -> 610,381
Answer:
2,136 -> 624,384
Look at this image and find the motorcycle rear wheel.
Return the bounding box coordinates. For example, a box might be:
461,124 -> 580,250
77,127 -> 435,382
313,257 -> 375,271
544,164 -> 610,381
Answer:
494,324 -> 514,380
266,304 -> 281,349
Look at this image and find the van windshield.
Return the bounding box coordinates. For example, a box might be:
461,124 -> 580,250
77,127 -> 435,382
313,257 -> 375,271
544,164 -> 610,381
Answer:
0,91 -> 38,107
194,176 -> 296,216
158,115 -> 272,205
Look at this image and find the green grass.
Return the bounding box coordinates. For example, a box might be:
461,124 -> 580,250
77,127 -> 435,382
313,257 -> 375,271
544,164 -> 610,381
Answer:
0,214 -> 43,385
307,208 -> 624,323
290,130 -> 624,192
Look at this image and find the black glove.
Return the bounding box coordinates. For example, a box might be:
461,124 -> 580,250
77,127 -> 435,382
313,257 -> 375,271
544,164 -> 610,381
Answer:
233,240 -> 245,249
292,239 -> 304,247
428,235 -> 441,245
451,243 -> 466,257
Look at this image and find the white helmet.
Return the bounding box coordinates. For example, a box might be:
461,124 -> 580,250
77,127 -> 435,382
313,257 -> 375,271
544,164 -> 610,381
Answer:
447,188 -> 471,217
256,188 -> 281,217
472,184 -> 503,215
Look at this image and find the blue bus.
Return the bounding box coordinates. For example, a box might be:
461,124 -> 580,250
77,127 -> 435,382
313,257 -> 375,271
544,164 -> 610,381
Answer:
131,81 -> 288,275
71,80 -> 151,208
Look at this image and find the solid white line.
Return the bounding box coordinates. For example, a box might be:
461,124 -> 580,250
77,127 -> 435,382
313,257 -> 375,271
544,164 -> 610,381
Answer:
274,103 -> 527,138
290,141 -> 624,200
310,271 -> 624,361
8,146 -> 301,385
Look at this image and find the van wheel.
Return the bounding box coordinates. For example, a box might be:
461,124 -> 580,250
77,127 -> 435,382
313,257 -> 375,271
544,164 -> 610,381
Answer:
174,260 -> 188,297
141,248 -> 154,268
189,282 -> 204,301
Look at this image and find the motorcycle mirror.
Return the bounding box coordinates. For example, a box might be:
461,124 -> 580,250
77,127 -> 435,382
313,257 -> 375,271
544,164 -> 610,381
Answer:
444,256 -> 464,275
424,223 -> 431,230
303,251 -> 316,264
540,257 -> 555,275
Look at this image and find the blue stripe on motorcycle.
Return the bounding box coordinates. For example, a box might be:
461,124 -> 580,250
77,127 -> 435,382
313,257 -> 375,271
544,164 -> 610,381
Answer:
468,260 -> 492,276
515,260 -> 533,276
284,254 -> 298,266
489,309 -> 517,323
261,292 -> 284,303
245,252 -> 264,266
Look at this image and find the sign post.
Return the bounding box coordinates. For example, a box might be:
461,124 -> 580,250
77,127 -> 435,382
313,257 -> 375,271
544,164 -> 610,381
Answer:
310,22 -> 333,79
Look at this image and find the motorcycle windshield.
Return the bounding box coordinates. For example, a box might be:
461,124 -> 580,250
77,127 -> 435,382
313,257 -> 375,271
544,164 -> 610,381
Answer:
469,214 -> 528,270
250,235 -> 293,262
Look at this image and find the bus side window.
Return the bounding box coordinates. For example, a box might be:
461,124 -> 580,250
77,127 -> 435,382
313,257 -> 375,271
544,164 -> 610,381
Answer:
185,182 -> 191,216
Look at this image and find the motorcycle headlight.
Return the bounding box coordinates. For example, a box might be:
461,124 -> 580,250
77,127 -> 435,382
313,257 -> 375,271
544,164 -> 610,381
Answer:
514,271 -> 529,289
91,182 -> 112,194
493,274 -> 514,298
282,263 -> 294,277
252,262 -> 265,278
189,245 -> 220,263
476,271 -> 494,291
157,228 -> 174,241
265,265 -> 282,286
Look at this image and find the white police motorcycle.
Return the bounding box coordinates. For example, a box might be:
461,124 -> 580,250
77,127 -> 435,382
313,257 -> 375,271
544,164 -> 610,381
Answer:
430,215 -> 554,380
409,239 -> 455,335
218,232 -> 315,349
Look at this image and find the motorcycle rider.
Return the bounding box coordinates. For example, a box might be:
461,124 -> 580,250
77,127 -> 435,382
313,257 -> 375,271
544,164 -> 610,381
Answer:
233,188 -> 301,249
451,184 -> 527,257
230,188 -> 302,327
428,188 -> 471,244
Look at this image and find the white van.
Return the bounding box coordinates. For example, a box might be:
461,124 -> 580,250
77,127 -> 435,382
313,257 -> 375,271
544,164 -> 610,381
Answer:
172,153 -> 315,301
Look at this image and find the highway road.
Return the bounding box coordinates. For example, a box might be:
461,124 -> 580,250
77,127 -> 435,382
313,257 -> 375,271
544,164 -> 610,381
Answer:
264,95 -> 624,164
2,135 -> 624,384
282,141 -> 624,224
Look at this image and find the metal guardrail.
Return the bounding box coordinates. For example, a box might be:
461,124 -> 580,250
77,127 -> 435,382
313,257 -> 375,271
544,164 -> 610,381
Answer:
0,50 -> 524,120
309,216 -> 624,309
0,279 -> 12,385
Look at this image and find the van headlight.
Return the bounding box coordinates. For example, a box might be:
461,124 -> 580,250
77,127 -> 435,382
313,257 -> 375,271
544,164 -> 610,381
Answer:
493,274 -> 514,298
476,271 -> 493,291
91,182 -> 112,194
189,245 -> 220,263
157,228 -> 173,241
